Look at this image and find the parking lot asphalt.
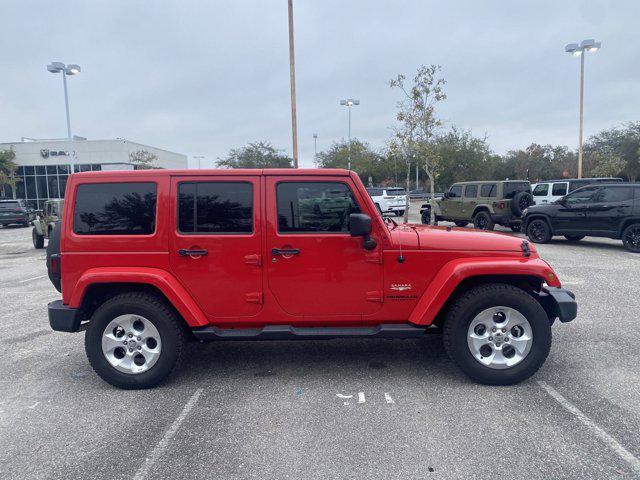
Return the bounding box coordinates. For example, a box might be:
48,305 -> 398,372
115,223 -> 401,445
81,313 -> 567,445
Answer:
1,206 -> 640,480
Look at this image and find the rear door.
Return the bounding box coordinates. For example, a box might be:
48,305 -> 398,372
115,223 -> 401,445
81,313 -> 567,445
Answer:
169,175 -> 263,319
462,184 -> 478,218
586,186 -> 635,235
265,176 -> 383,317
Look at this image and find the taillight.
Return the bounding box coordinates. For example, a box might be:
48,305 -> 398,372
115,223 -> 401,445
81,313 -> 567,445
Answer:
499,202 -> 505,209
50,254 -> 61,275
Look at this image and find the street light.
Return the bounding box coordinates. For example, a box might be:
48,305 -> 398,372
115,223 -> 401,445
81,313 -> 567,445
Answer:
565,39 -> 601,179
339,98 -> 360,170
47,61 -> 81,173
313,133 -> 318,161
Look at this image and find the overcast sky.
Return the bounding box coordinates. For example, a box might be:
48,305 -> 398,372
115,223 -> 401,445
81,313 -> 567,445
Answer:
1,1 -> 638,168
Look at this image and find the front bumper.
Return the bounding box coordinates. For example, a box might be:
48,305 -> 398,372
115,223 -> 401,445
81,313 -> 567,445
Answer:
538,287 -> 577,323
48,300 -> 82,332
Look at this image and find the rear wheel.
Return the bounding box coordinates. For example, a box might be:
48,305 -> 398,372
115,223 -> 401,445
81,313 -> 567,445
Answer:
454,221 -> 469,227
622,223 -> 640,253
421,211 -> 430,224
32,228 -> 44,249
443,284 -> 551,385
85,292 -> 185,389
527,219 -> 551,243
473,211 -> 494,230
564,235 -> 585,242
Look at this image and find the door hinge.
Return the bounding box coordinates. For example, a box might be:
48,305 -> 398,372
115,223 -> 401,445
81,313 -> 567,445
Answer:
366,291 -> 384,302
244,254 -> 262,266
365,252 -> 382,264
245,292 -> 263,304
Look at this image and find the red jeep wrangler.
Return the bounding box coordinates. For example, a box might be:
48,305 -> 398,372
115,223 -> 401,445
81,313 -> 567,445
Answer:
46,169 -> 576,389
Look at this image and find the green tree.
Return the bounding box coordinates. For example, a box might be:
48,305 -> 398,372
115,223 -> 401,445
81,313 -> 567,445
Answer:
0,148 -> 19,199
217,141 -> 293,169
315,139 -> 395,185
589,149 -> 627,178
390,64 -> 446,223
129,150 -> 160,170
584,122 -> 640,181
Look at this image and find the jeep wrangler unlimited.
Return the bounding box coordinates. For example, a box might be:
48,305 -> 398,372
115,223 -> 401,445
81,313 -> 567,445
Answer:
32,198 -> 64,249
421,180 -> 533,231
47,169 -> 576,389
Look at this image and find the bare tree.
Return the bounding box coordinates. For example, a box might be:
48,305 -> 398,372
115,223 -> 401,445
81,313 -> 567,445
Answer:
129,150 -> 160,169
390,65 -> 446,223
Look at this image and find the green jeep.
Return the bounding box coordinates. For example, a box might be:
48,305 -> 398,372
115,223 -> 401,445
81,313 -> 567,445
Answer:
32,199 -> 64,249
421,180 -> 533,231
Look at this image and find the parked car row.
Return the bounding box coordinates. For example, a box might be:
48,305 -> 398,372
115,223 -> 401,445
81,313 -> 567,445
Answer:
366,187 -> 407,216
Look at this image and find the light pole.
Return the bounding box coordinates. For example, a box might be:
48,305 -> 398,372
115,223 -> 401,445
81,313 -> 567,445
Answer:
565,39 -> 601,179
287,0 -> 299,168
193,155 -> 206,169
47,62 -> 81,174
313,133 -> 318,162
339,98 -> 359,170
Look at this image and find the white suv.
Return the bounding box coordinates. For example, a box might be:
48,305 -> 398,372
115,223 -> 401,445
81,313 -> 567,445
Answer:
366,187 -> 407,216
532,177 -> 623,204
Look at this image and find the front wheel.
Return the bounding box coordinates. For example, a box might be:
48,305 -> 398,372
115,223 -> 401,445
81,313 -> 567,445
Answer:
443,284 -> 552,385
85,292 -> 185,389
527,219 -> 552,243
622,223 -> 640,253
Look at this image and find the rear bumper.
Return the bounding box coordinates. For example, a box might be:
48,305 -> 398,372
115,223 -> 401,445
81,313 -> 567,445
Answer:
538,287 -> 577,323
490,213 -> 519,225
48,300 -> 82,332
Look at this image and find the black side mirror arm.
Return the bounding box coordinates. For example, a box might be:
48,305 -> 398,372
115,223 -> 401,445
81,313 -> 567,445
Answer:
362,235 -> 377,251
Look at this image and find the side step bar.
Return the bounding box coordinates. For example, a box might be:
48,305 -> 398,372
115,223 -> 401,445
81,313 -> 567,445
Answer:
191,323 -> 433,341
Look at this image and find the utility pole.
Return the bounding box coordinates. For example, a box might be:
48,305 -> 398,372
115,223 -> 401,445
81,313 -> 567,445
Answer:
287,0 -> 299,168
313,133 -> 318,161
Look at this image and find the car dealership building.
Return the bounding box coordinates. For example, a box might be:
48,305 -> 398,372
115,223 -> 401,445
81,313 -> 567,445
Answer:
0,138 -> 187,209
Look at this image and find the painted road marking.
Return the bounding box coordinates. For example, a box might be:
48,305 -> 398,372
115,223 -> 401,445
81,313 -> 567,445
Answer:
18,275 -> 47,284
133,388 -> 203,480
538,381 -> 640,476
358,392 -> 366,403
384,393 -> 395,404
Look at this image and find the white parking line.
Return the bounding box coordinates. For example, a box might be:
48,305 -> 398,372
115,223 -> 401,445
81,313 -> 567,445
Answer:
133,388 -> 203,480
358,392 -> 366,403
384,393 -> 395,404
18,275 -> 47,284
538,381 -> 640,476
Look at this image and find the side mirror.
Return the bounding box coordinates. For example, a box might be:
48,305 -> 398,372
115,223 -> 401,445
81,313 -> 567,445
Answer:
349,213 -> 376,251
443,192 -> 450,199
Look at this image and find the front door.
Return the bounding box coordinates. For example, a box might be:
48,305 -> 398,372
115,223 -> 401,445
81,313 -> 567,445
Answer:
442,184 -> 463,220
169,176 -> 263,319
265,177 -> 383,317
554,186 -> 598,233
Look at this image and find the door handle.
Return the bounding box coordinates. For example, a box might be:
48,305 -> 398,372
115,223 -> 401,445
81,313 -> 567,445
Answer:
178,248 -> 208,257
271,248 -> 300,256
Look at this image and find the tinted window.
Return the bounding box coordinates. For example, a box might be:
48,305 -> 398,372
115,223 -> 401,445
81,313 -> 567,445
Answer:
74,182 -> 157,235
503,182 -> 530,198
481,184 -> 497,197
563,186 -> 598,205
178,182 -> 253,234
277,182 -> 361,233
568,180 -> 588,192
464,185 -> 478,198
449,185 -> 462,198
552,183 -> 568,196
533,184 -> 548,196
385,188 -> 405,196
367,188 -> 383,197
594,187 -> 634,203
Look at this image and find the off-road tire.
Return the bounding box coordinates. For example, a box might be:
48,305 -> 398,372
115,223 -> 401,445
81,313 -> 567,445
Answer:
622,223 -> 640,253
473,211 -> 495,230
527,219 -> 552,243
511,191 -> 533,217
421,211 -> 430,224
85,292 -> 185,389
32,228 -> 45,249
443,283 -> 552,385
564,235 -> 585,242
454,221 -> 469,227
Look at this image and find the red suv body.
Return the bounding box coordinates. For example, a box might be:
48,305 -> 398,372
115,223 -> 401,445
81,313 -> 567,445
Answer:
47,169 -> 576,388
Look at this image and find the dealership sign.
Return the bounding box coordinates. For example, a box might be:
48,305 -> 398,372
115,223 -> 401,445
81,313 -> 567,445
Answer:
40,149 -> 73,158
